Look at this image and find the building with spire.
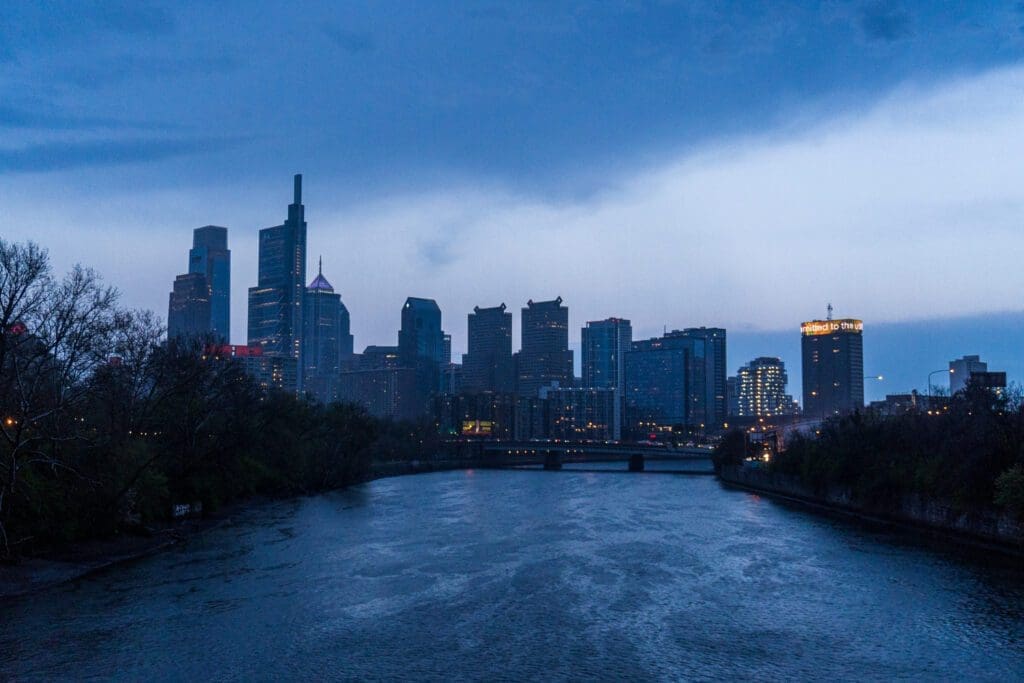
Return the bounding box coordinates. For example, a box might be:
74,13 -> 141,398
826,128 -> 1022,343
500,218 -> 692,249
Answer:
301,257 -> 354,403
247,174 -> 307,392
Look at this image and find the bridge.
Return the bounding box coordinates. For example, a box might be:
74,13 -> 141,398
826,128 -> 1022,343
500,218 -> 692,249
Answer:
446,440 -> 716,475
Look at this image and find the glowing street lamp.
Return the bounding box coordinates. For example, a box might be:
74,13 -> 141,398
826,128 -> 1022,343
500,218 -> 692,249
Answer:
927,368 -> 953,397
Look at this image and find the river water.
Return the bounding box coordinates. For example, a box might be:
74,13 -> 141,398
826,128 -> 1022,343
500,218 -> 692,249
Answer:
2,469 -> 1023,681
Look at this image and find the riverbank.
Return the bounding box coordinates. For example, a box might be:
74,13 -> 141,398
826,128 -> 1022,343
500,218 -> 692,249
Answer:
0,459 -> 484,599
718,464 -> 1024,557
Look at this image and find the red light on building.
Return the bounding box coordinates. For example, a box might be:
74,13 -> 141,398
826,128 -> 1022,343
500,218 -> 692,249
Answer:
204,344 -> 263,358
6,322 -> 27,335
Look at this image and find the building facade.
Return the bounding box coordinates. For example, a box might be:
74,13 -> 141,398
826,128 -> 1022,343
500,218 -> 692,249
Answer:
247,175 -> 308,390
800,318 -> 864,418
188,225 -> 230,342
541,384 -> 617,442
461,303 -> 514,393
949,355 -> 987,394
581,318 -> 632,441
624,333 -> 708,438
734,356 -> 794,417
167,272 -> 211,341
517,297 -> 573,397
301,260 -> 354,404
678,327 -> 727,430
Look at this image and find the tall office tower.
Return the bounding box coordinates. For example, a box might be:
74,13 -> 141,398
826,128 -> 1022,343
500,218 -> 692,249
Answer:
188,226 -> 230,342
442,333 -> 452,365
801,317 -> 864,418
624,332 -> 707,438
461,303 -> 514,393
517,297 -> 573,397
399,297 -> 444,413
735,357 -> 792,417
167,272 -> 211,341
949,355 -> 987,394
248,175 -> 308,390
301,259 -> 354,403
581,318 -> 632,441
679,327 -> 727,430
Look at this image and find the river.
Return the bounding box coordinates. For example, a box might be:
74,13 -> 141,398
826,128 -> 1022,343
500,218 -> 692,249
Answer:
2,469 -> 1023,681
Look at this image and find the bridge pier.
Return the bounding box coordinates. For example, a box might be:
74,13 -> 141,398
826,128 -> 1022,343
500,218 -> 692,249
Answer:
628,453 -> 645,472
543,451 -> 562,470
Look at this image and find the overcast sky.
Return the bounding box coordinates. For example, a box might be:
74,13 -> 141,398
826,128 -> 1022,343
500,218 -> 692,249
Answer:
2,1 -> 1024,400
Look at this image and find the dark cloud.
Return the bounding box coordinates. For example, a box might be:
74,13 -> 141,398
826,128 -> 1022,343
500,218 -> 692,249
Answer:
323,27 -> 376,55
0,137 -> 242,173
859,2 -> 913,42
89,1 -> 176,37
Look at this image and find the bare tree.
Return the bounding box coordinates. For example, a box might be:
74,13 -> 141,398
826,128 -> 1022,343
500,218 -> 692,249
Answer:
0,240 -> 119,557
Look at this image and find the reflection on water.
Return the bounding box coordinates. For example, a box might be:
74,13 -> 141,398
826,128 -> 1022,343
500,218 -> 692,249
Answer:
2,470 -> 1023,680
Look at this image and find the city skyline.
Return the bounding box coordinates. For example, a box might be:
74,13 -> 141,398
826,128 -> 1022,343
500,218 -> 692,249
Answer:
4,3 -> 1024,402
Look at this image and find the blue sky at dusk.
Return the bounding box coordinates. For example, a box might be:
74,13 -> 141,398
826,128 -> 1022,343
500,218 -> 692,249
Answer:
2,1 -> 1024,400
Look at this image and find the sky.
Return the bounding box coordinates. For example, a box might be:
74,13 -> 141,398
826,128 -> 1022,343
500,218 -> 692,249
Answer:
2,1 -> 1024,402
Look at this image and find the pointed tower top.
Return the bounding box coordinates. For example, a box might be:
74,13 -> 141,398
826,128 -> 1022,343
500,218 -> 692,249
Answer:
293,174 -> 302,204
318,255 -> 322,276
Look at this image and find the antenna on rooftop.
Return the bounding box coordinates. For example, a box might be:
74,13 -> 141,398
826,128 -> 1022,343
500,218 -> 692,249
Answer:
827,303 -> 833,321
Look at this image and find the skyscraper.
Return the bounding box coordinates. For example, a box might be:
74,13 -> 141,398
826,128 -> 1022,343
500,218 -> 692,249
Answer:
167,272 -> 211,341
678,327 -> 727,430
167,226 -> 230,343
517,297 -> 573,397
188,225 -> 230,342
801,317 -> 864,418
461,303 -> 514,393
247,175 -> 307,391
734,356 -> 793,417
581,318 -> 632,440
301,259 -> 354,403
624,332 -> 707,438
399,297 -> 444,413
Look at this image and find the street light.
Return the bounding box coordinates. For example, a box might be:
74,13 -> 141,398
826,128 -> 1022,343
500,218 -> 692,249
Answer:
864,375 -> 884,381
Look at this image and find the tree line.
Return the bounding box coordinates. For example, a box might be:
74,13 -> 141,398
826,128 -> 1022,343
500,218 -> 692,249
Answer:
0,240 -> 438,560
715,382 -> 1024,515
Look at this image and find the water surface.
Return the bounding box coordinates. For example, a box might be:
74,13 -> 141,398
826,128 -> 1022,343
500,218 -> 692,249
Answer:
2,470 -> 1023,680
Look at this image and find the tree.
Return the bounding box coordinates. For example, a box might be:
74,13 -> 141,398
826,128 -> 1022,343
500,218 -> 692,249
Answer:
0,240 -> 119,557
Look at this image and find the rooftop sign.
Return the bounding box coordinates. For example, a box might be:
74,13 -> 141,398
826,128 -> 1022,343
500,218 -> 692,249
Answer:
800,319 -> 863,336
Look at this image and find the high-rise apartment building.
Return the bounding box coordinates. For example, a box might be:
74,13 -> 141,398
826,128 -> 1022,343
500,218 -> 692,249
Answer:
734,356 -> 793,417
801,317 -> 864,418
461,304 -> 514,393
247,175 -> 308,391
301,259 -> 354,403
188,226 -> 230,342
581,318 -> 632,440
517,297 -> 573,397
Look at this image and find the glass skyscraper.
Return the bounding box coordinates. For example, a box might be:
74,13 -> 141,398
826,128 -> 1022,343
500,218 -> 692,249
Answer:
399,297 -> 444,413
624,332 -> 708,438
167,225 -> 229,342
678,327 -> 727,430
247,175 -> 307,391
581,317 -> 632,440
301,259 -> 354,403
188,225 -> 230,342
